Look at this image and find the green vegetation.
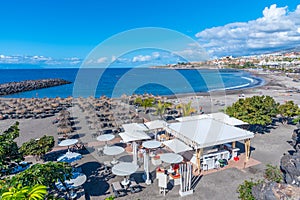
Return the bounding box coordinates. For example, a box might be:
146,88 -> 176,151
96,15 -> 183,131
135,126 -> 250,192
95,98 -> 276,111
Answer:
0,123 -> 73,199
105,196 -> 116,200
7,162 -> 72,189
0,162 -> 72,199
20,135 -> 55,160
134,97 -> 143,106
264,164 -> 283,183
278,101 -> 300,123
177,101 -> 196,117
226,96 -> 300,127
237,180 -> 261,200
237,164 -> 283,199
134,97 -> 155,112
141,98 -> 154,112
227,62 -> 255,69
0,122 -> 24,176
1,184 -> 47,200
225,96 -> 279,126
154,100 -> 172,119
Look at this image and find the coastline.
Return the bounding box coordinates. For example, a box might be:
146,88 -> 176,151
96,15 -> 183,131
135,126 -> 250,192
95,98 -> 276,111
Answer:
0,69 -> 299,200
0,69 -> 299,115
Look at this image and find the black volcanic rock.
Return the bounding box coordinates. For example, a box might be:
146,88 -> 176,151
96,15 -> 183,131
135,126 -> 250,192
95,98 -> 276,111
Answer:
252,182 -> 300,200
0,79 -> 71,96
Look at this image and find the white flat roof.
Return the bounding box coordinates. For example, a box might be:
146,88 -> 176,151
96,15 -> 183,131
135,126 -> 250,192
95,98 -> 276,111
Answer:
176,112 -> 248,126
167,118 -> 254,149
144,120 -> 166,130
119,131 -> 151,143
122,123 -> 148,132
163,138 -> 192,153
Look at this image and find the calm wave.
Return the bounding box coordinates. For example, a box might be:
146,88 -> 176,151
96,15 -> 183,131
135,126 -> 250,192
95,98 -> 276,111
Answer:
0,68 -> 263,98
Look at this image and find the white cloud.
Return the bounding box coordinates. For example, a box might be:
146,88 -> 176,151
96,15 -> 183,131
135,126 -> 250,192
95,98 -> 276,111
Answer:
132,55 -> 152,62
0,54 -> 83,66
96,57 -> 108,63
152,52 -> 160,59
196,4 -> 300,57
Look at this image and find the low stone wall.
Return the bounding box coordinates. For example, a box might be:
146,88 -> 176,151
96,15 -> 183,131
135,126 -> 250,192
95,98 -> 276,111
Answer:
0,79 -> 71,96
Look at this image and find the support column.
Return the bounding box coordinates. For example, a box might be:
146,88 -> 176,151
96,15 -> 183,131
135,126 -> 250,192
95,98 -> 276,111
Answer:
244,139 -> 251,162
196,148 -> 203,174
232,141 -> 236,148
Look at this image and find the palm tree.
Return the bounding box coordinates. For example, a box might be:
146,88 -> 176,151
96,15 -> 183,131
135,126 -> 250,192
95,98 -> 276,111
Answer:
176,101 -> 196,117
154,101 -> 172,119
141,98 -> 154,113
1,184 -> 47,200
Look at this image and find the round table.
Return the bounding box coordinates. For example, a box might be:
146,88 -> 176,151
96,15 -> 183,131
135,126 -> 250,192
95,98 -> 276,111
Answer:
97,134 -> 115,147
160,153 -> 183,164
58,139 -> 78,151
112,162 -> 138,176
142,140 -> 161,185
103,146 -> 124,156
58,139 -> 78,147
103,146 -> 125,165
112,162 -> 138,186
142,140 -> 161,149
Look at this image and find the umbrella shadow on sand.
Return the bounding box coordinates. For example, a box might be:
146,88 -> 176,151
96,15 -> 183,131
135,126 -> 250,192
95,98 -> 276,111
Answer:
79,161 -> 110,199
118,155 -> 133,162
70,133 -> 85,139
112,142 -> 127,148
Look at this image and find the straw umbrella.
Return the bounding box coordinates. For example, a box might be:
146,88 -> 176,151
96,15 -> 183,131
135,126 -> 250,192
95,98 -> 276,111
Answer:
58,118 -> 71,127
57,125 -> 73,138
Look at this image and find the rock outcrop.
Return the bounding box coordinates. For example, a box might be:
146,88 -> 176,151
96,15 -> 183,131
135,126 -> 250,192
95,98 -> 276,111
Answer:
0,79 -> 71,96
280,128 -> 300,186
252,182 -> 300,200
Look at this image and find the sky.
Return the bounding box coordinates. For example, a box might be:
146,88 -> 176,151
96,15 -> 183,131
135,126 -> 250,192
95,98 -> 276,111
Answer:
0,0 -> 300,67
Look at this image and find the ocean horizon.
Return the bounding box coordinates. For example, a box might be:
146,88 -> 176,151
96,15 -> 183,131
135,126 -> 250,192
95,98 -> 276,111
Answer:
0,68 -> 263,98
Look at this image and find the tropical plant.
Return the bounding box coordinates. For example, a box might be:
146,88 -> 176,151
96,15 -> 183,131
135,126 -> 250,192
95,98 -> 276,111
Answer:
0,122 -> 24,176
225,95 -> 279,126
1,184 -> 47,200
142,98 -> 154,112
9,162 -> 72,189
176,101 -> 196,117
278,101 -> 300,123
20,135 -> 55,160
237,180 -> 260,200
154,101 -> 172,119
264,164 -> 283,183
134,97 -> 143,106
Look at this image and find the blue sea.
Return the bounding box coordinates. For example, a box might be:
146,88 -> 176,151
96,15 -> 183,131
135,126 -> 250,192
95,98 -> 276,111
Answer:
0,68 -> 263,98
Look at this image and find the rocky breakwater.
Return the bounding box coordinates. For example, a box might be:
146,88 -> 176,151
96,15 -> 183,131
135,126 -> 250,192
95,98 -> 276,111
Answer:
0,79 -> 71,96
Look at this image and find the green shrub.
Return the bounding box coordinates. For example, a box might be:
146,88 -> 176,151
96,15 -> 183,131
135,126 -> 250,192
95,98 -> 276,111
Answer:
264,164 -> 283,183
237,180 -> 260,200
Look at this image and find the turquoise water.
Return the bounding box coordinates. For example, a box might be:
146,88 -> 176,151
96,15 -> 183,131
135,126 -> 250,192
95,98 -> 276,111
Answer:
0,68 -> 263,98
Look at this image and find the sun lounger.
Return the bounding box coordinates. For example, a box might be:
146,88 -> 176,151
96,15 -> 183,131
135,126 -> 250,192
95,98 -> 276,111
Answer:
129,179 -> 142,193
111,182 -> 127,198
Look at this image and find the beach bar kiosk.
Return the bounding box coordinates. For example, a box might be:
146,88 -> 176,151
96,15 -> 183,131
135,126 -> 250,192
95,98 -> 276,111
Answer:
165,116 -> 254,172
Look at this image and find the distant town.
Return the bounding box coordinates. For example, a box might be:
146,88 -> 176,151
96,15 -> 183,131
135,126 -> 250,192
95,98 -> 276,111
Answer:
155,50 -> 300,73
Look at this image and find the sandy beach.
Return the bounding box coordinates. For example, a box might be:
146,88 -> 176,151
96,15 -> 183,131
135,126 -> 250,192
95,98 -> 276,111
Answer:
0,71 -> 299,199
